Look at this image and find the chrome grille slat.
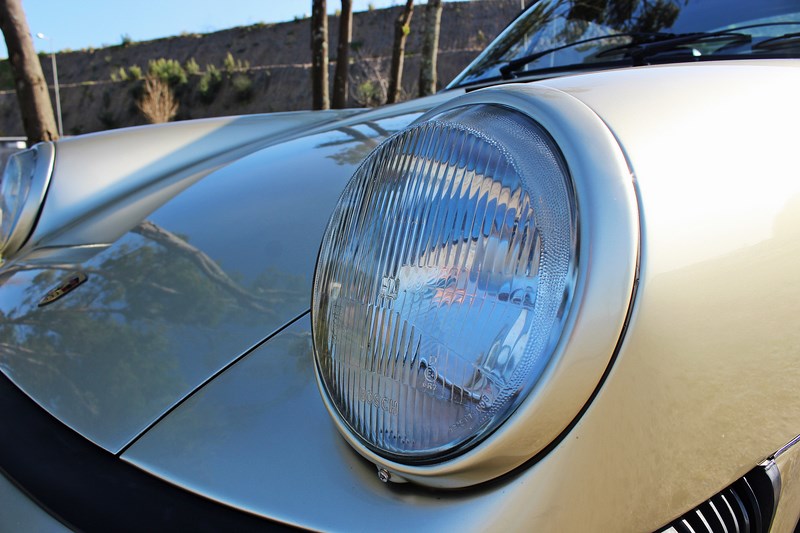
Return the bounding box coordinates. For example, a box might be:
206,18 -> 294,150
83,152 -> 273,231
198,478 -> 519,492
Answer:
726,487 -> 751,533
657,462 -> 780,533
717,493 -> 740,533
707,498 -> 730,533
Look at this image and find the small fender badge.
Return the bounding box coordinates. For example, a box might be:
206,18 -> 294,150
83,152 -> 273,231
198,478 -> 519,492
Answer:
38,272 -> 88,307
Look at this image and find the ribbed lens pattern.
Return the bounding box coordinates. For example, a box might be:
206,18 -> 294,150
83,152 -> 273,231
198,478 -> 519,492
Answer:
313,104 -> 576,461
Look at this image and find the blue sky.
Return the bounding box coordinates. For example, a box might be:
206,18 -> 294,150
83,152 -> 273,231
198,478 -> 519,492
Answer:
2,0 -> 428,59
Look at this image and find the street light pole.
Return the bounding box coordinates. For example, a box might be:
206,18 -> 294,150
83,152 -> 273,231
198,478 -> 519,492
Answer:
35,33 -> 63,137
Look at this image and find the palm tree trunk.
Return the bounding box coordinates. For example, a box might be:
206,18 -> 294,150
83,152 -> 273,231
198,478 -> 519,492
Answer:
332,0 -> 353,108
418,0 -> 442,97
0,0 -> 59,142
387,0 -> 414,104
311,0 -> 330,110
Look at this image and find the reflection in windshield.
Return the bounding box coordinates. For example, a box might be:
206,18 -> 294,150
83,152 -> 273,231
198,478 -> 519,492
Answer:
450,0 -> 800,87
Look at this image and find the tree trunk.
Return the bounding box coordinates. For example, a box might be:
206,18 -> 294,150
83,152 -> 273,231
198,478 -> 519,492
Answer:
387,0 -> 414,104
418,0 -> 442,97
310,0 -> 330,110
332,0 -> 353,109
0,0 -> 59,143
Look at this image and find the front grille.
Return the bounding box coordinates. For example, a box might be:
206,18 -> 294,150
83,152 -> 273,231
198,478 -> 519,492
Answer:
659,461 -> 780,533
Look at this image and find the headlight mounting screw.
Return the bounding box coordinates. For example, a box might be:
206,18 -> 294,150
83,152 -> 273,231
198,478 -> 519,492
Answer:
378,468 -> 391,483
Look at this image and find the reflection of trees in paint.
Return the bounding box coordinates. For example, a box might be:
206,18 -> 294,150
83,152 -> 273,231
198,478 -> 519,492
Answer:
458,0 -> 683,83
324,123 -> 393,167
0,219 -> 307,446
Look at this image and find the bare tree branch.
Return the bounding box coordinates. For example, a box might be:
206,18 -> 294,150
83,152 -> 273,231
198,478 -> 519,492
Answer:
131,220 -> 273,312
138,75 -> 179,124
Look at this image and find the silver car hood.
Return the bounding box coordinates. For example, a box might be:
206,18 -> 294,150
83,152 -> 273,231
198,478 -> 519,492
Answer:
0,94 -> 457,453
3,59 -> 800,531
121,61 -> 800,531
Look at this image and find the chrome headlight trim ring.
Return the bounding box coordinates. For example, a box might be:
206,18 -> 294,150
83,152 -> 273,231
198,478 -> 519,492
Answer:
313,103 -> 579,464
314,84 -> 640,488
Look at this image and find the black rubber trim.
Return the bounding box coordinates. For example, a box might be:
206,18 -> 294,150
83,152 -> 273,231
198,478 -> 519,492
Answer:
0,369 -> 295,532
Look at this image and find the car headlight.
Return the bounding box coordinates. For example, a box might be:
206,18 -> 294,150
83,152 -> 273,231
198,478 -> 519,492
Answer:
0,143 -> 55,258
314,103 -> 576,461
313,87 -> 639,487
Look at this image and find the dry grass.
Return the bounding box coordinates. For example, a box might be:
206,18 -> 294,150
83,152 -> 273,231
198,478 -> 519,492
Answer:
137,75 -> 178,124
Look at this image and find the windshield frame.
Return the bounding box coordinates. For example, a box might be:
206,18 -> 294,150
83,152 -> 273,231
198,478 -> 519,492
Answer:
447,0 -> 800,90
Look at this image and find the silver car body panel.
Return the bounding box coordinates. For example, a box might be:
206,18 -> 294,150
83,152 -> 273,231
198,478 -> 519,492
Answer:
121,60 -> 800,530
1,57 -> 799,529
124,315 -> 531,531
774,437 -> 800,532
22,110 -> 359,256
0,96 -> 456,452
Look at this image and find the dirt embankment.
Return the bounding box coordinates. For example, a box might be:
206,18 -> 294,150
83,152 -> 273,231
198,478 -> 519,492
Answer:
0,1 -> 522,136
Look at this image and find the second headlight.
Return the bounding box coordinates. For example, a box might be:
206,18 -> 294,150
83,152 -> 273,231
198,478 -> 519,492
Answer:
0,142 -> 54,259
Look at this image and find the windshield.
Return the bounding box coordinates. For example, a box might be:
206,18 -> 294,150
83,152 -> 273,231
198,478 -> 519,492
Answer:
449,0 -> 800,88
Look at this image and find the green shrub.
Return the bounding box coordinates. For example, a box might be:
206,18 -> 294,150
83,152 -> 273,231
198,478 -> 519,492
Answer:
223,52 -> 250,74
198,64 -> 223,103
185,58 -> 200,75
223,52 -> 235,73
231,73 -> 253,101
147,58 -> 187,86
129,65 -> 143,80
110,66 -> 129,82
121,33 -> 133,46
355,80 -> 382,107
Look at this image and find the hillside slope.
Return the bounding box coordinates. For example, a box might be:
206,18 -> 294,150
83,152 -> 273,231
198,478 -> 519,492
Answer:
0,1 -> 522,136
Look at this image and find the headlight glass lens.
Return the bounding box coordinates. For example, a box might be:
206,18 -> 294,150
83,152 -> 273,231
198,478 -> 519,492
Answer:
0,148 -> 38,252
313,104 -> 577,462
